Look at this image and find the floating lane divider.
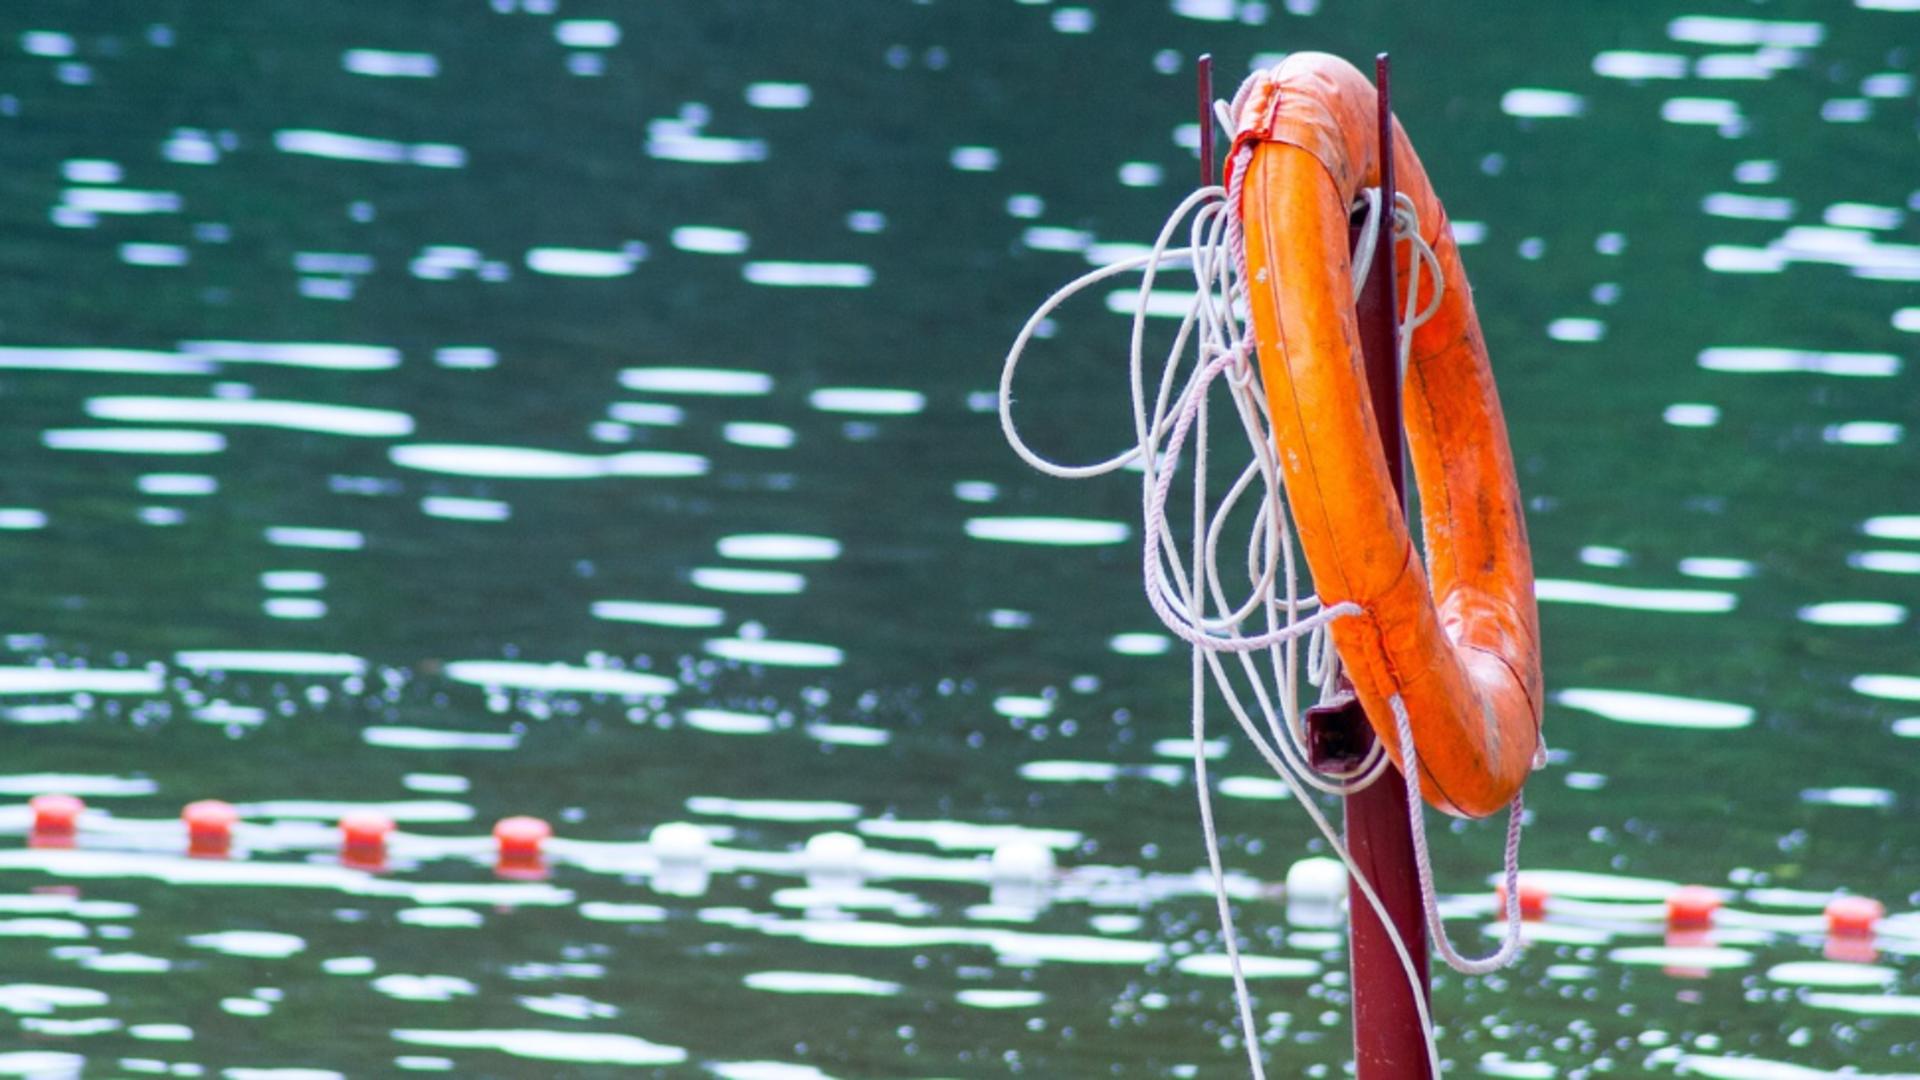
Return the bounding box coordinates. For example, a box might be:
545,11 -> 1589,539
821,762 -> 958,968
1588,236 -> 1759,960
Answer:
493,815 -> 552,880
29,793 -> 84,848
1494,878 -> 1551,922
1667,884 -> 1723,931
5,795 -> 1903,971
340,810 -> 396,872
1825,895 -> 1886,963
183,799 -> 239,858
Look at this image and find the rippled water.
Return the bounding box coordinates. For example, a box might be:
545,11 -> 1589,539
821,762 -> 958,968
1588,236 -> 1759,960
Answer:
0,2 -> 1916,1076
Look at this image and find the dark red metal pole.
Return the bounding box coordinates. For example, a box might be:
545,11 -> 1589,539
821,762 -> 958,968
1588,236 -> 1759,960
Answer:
1197,54 -> 1216,185
1340,53 -> 1436,1079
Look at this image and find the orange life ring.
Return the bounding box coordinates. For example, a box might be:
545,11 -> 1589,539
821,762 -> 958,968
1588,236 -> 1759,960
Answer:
1231,53 -> 1542,819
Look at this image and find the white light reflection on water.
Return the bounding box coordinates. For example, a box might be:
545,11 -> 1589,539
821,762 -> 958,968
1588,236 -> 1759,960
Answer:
685,797 -> 860,823
554,19 -> 620,47
607,402 -> 684,427
84,396 -> 415,437
0,773 -> 155,796
1801,993 -> 1920,1017
0,668 -> 162,695
717,534 -> 840,561
1534,579 -> 1737,612
421,496 -> 510,522
646,118 -> 767,165
0,919 -> 87,940
806,723 -> 890,747
1850,550 -> 1920,574
1554,688 -> 1754,729
42,429 -> 225,454
725,422 -> 796,448
1680,1054 -> 1920,1078
807,387 -> 923,414
1477,1054 -> 1558,1079
239,799 -> 471,823
399,907 -> 483,928
119,243 -> 188,267
389,444 -> 706,479
781,918 -> 1169,967
955,989 -> 1045,1009
524,246 -> 642,278
1218,776 -> 1293,800
174,651 -> 366,675
1678,556 -> 1756,580
433,346 -> 495,369
1664,402 -> 1720,426
1799,787 -> 1896,808
1797,601 -> 1906,626
1607,945 -> 1753,969
139,473 -> 217,496
691,568 -> 805,595
1019,760 -> 1184,785
618,367 -> 771,395
1862,515 -> 1920,540
178,341 -> 400,370
745,82 -> 812,110
0,347 -> 210,374
950,146 -> 999,172
670,226 -> 750,254
442,661 -> 675,697
1501,89 -> 1586,118
683,709 -> 776,736
743,262 -> 873,288
704,638 -> 844,668
1825,203 -> 1904,230
274,129 -> 465,168
1547,318 -> 1605,342
264,597 -> 325,620
964,517 -> 1128,545
1594,51 -> 1688,79
857,820 -> 1079,852
1667,15 -> 1824,47
1661,97 -> 1744,130
992,695 -> 1051,720
391,1029 -> 686,1067
188,930 -> 305,959
590,601 -> 726,628
342,49 -> 438,78
1823,420 -> 1903,445
710,1063 -> 836,1080
1703,193 -> 1795,220
1105,633 -> 1177,662
59,188 -> 180,214
363,727 -> 518,751
265,526 -> 363,550
1152,737 -> 1226,759
1174,954 -> 1321,979
20,31 -> 76,58
743,971 -> 899,996
1850,674 -> 1920,701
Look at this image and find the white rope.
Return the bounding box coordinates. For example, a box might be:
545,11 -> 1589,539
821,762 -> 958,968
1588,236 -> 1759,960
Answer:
1392,693 -> 1528,974
998,98 -> 1529,1077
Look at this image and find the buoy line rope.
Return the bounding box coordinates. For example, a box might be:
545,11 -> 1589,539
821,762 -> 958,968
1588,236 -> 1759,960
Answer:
998,103 -> 1528,1079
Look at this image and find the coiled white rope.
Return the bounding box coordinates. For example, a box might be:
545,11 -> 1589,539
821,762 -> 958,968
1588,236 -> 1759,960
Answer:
999,102 -> 1532,1077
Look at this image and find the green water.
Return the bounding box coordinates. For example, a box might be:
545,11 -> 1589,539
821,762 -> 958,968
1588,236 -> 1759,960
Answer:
0,1 -> 1916,1076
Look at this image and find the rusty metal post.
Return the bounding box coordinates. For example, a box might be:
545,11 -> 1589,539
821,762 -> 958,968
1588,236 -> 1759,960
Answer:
1313,52 -> 1436,1079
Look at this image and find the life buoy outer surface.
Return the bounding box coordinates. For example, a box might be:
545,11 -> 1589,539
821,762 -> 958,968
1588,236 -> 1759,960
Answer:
1231,53 -> 1542,818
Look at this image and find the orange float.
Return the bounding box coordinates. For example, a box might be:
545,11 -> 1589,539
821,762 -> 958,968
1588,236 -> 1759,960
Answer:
1231,52 -> 1542,818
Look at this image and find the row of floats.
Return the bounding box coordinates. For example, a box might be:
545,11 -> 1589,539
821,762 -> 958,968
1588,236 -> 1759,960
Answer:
15,793 -> 1910,974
